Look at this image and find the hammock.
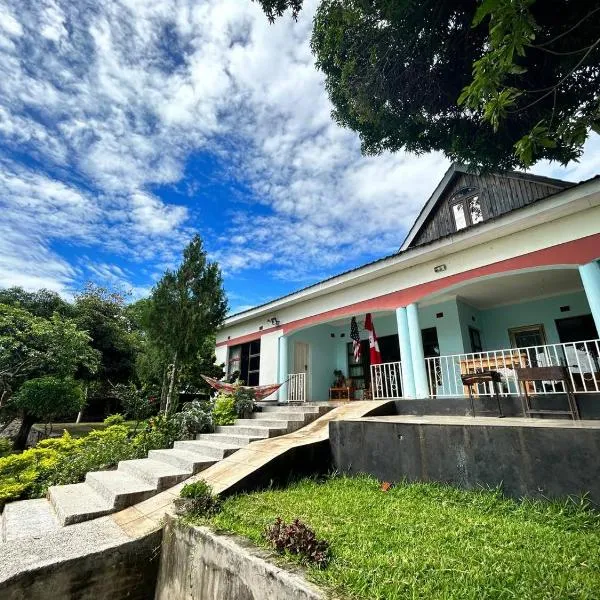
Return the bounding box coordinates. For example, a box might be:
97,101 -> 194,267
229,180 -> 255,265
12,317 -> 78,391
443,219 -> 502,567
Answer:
201,375 -> 285,401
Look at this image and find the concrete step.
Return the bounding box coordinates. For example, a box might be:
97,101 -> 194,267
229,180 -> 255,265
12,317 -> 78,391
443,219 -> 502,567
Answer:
251,412 -> 309,422
118,459 -> 191,491
48,483 -> 114,526
175,439 -> 242,459
216,424 -> 286,438
148,449 -> 216,473
260,405 -> 321,414
1,499 -> 60,542
85,470 -> 156,510
235,418 -> 301,429
194,432 -> 263,446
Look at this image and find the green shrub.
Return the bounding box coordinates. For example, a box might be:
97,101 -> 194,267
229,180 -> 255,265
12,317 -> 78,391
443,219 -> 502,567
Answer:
131,414 -> 182,457
0,438 -> 12,457
0,445 -> 60,508
103,414 -> 125,426
37,426 -> 132,491
233,386 -> 256,419
174,401 -> 213,439
213,394 -> 237,426
176,479 -> 220,516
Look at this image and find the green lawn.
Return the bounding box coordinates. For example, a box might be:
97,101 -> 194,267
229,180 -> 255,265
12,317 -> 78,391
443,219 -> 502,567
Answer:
32,421 -> 137,438
200,476 -> 600,600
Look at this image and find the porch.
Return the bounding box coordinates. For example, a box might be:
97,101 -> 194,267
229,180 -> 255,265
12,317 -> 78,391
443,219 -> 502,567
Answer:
280,262 -> 600,413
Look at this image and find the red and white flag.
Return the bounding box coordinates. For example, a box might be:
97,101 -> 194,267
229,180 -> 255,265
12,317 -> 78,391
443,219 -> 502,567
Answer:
364,313 -> 381,365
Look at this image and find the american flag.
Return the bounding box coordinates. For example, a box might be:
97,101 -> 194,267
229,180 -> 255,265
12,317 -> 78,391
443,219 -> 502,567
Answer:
350,316 -> 361,362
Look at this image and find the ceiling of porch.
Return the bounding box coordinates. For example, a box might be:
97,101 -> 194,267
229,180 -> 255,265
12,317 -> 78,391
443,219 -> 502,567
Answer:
422,268 -> 584,310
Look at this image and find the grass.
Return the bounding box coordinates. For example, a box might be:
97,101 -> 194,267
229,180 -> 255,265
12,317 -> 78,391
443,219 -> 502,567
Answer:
196,475 -> 600,600
32,421 -> 137,438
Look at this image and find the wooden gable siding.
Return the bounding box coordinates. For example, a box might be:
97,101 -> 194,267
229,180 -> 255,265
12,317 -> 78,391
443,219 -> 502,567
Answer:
410,172 -> 567,247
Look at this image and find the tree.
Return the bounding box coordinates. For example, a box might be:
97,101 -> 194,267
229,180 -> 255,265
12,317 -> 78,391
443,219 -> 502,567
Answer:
72,284 -> 139,419
258,0 -> 600,170
144,235 -> 227,413
0,305 -> 99,448
11,377 -> 85,447
0,287 -> 74,319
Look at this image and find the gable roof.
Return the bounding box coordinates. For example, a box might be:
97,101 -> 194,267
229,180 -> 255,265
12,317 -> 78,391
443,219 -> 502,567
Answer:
398,163 -> 573,251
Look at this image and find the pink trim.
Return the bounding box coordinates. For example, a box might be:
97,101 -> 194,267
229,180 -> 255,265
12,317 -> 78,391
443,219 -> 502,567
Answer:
216,325 -> 279,348
221,233 -> 600,346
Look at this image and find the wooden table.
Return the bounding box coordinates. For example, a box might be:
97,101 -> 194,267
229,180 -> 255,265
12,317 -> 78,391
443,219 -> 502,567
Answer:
329,386 -> 352,400
459,353 -> 530,396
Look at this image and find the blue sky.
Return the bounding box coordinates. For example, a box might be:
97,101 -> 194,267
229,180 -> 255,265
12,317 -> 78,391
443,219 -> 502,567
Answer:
1,0 -> 599,314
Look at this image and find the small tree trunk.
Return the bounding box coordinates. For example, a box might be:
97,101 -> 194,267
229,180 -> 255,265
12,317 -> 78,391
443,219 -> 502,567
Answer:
76,385 -> 88,423
14,412 -> 37,451
165,352 -> 178,415
159,368 -> 169,413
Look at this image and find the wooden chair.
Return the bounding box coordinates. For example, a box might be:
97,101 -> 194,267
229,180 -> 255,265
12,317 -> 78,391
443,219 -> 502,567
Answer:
514,366 -> 579,420
460,370 -> 503,417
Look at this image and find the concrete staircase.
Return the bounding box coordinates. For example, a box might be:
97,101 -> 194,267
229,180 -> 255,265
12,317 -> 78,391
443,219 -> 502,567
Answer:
1,404 -> 330,543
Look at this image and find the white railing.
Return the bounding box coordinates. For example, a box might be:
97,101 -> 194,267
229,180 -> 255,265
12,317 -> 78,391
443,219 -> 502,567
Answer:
371,361 -> 403,399
424,339 -> 600,398
287,372 -> 306,403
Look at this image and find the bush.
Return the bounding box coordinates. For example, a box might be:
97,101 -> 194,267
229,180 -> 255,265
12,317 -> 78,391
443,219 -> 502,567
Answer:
0,438 -> 12,457
173,401 -> 213,439
111,383 -> 157,423
175,479 -> 220,516
103,414 -> 124,426
212,394 -> 237,426
12,377 -> 84,422
131,413 -> 182,457
264,518 -> 330,568
233,386 -> 256,419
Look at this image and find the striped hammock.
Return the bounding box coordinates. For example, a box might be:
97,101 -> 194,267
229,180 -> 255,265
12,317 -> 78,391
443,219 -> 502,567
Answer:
201,375 -> 284,401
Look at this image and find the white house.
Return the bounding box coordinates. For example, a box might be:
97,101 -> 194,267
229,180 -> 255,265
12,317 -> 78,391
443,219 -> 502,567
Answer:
215,164 -> 600,405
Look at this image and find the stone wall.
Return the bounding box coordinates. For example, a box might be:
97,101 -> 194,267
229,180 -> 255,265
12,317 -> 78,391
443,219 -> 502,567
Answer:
330,418 -> 600,502
155,518 -> 325,600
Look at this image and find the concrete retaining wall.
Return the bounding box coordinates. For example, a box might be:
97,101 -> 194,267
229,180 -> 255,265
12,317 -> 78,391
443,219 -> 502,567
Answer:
0,530 -> 161,600
394,394 -> 600,419
330,418 -> 600,503
155,518 -> 324,600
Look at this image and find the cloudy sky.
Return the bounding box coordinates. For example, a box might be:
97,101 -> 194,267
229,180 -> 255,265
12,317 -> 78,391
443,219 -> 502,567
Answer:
1,0 -> 599,313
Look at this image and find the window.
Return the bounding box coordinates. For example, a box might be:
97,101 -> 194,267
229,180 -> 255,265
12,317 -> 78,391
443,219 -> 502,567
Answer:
450,188 -> 483,232
228,339 -> 261,385
469,327 -> 482,352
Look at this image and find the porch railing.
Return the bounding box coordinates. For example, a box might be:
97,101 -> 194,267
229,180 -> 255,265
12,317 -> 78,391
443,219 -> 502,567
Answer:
424,339 -> 600,398
287,372 -> 306,403
371,361 -> 403,399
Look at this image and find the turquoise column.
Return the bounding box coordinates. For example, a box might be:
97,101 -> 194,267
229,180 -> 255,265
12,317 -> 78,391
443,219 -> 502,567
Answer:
278,335 -> 288,403
407,303 -> 430,398
579,261 -> 600,334
395,307 -> 416,398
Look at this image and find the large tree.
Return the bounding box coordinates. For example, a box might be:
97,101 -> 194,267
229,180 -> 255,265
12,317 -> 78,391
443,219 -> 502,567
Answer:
143,235 -> 227,413
0,305 -> 99,448
258,0 -> 600,170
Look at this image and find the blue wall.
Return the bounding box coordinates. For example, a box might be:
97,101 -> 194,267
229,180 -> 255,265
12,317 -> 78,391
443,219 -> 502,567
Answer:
479,291 -> 591,349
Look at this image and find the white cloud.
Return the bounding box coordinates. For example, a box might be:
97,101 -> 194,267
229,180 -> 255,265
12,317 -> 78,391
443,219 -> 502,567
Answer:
0,0 -> 597,304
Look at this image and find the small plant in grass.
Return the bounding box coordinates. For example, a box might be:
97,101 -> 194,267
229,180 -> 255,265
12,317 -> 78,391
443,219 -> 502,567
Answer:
264,517 -> 330,568
103,414 -> 124,426
175,480 -> 221,517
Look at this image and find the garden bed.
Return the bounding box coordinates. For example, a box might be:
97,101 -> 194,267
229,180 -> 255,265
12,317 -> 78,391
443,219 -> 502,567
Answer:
198,475 -> 600,600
